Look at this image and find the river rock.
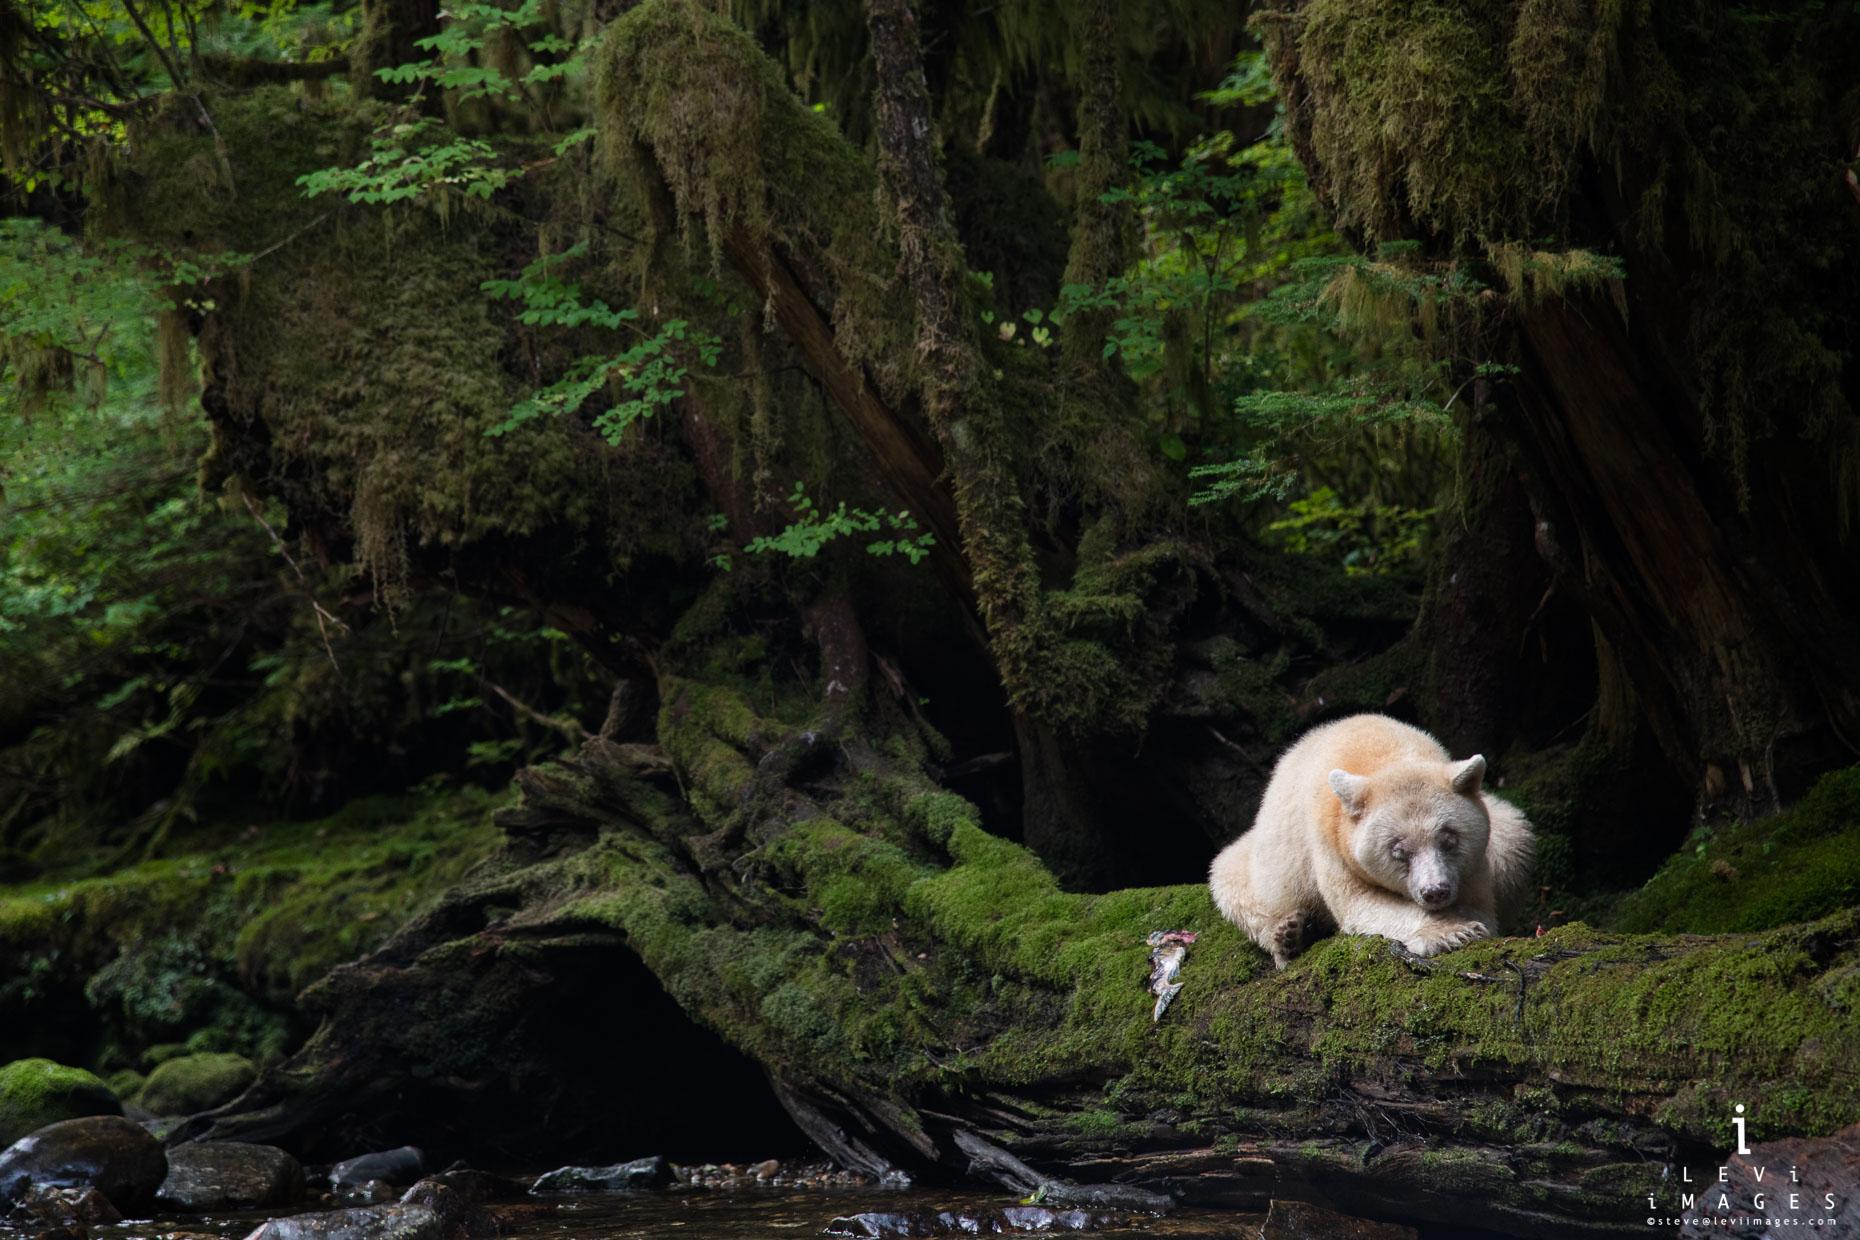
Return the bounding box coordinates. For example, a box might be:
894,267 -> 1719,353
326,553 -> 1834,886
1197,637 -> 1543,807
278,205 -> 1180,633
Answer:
822,1207 -> 1130,1236
242,1203 -> 442,1240
158,1141 -> 305,1211
0,1060 -> 123,1149
530,1156 -> 669,1192
0,1115 -> 167,1214
399,1178 -> 501,1238
133,1054 -> 257,1117
1678,1122 -> 1860,1239
20,1185 -> 123,1228
333,1147 -> 426,1191
1259,1199 -> 1417,1239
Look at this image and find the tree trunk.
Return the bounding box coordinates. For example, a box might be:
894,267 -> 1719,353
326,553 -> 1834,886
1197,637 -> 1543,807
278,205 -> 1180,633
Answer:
1260,0 -> 1860,812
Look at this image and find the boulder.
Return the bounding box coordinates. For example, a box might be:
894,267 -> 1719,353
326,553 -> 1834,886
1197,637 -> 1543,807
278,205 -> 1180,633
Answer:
241,1204 -> 443,1240
0,1115 -> 166,1215
158,1141 -> 305,1211
1679,1123 -> 1860,1239
0,1060 -> 122,1148
530,1156 -> 669,1193
134,1054 -> 257,1117
332,1147 -> 425,1191
399,1178 -> 501,1239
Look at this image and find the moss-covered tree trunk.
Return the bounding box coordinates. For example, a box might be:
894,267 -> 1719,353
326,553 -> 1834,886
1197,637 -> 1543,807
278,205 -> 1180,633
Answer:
1260,0 -> 1860,813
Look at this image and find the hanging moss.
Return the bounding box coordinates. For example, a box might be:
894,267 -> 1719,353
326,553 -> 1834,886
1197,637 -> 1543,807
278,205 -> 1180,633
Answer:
1260,0 -> 1859,506
103,87 -> 703,599
595,0 -> 916,402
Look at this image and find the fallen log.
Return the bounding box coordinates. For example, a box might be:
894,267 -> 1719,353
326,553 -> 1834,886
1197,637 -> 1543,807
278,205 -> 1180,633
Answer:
193,733 -> 1860,1239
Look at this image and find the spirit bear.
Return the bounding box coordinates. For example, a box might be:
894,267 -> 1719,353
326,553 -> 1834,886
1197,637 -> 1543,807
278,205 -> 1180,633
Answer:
1209,714 -> 1534,967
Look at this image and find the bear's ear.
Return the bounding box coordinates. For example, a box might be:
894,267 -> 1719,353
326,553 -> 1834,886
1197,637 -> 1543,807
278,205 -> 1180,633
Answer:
1328,769 -> 1370,815
1449,754 -> 1486,795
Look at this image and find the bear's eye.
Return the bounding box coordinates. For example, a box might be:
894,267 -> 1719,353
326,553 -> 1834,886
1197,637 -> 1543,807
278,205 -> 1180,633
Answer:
1439,829 -> 1458,850
1389,841 -> 1409,862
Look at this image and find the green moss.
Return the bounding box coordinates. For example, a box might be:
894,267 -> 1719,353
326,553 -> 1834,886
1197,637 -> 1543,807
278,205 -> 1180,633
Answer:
595,0 -> 914,401
0,1058 -> 121,1146
134,1051 -> 256,1117
1265,0 -> 1860,507
0,788 -> 503,1068
1612,767 -> 1860,934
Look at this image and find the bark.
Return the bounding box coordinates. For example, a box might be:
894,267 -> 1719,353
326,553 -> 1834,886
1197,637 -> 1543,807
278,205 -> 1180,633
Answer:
192,734 -> 1860,1238
1504,293 -> 1860,806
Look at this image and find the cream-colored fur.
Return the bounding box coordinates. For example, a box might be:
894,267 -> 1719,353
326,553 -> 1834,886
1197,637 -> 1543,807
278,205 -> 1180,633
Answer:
1209,714 -> 1535,967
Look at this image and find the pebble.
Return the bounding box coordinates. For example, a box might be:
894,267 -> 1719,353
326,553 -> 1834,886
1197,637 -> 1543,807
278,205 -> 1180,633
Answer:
668,1159 -> 871,1191
824,1206 -> 1130,1236
21,1185 -> 123,1228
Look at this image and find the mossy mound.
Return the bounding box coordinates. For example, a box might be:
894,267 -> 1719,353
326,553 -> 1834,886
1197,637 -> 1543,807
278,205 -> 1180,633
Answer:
134,1053 -> 257,1117
0,1058 -> 121,1147
0,788 -> 504,1072
1613,767 -> 1860,935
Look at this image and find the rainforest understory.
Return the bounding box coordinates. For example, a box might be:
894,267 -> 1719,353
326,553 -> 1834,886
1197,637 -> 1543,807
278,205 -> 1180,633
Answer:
2,0 -> 1859,1236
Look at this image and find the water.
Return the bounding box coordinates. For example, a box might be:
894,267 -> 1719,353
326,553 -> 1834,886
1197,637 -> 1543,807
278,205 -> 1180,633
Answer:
61,1188 -> 1268,1240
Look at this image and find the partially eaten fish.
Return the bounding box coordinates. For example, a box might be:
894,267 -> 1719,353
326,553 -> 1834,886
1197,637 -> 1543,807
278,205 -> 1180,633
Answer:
1145,929 -> 1198,1022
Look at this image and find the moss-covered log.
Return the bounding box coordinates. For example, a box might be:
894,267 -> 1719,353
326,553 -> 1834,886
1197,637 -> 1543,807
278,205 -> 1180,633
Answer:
194,723 -> 1860,1237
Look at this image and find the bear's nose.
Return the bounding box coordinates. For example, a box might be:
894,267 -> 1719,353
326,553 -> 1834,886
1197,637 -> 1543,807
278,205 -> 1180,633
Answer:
1420,883 -> 1452,907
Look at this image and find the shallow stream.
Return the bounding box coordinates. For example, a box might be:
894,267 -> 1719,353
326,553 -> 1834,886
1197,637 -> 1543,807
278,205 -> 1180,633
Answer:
56,1188 -> 1268,1240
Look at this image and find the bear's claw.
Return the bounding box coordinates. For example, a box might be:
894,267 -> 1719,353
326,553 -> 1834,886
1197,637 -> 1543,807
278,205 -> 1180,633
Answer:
1270,912 -> 1306,968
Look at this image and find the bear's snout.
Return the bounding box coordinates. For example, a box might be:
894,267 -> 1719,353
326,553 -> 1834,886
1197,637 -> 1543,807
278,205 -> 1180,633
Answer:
1419,882 -> 1454,908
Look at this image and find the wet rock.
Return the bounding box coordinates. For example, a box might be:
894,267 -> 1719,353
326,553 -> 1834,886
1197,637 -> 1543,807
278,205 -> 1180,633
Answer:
423,1168 -> 528,1201
0,1115 -> 167,1215
399,1178 -> 501,1239
134,1054 -> 257,1118
341,1180 -> 399,1204
1679,1122 -> 1860,1239
672,1160 -> 872,1191
333,1148 -> 426,1191
158,1141 -> 305,1211
0,1061 -> 123,1148
1259,1200 -> 1417,1240
530,1156 -> 669,1193
822,1207 -> 1131,1236
21,1185 -> 123,1228
241,1204 -> 443,1240
31,1227 -> 83,1240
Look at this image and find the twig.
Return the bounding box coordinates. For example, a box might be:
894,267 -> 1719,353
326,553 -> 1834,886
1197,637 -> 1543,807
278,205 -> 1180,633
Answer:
249,212 -> 331,264
483,680 -> 588,742
1504,960 -> 1528,1034
240,492 -> 349,670
117,0 -> 187,93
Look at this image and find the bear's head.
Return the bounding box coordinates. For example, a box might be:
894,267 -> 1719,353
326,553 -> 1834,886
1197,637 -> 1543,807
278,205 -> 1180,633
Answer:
1330,756 -> 1491,910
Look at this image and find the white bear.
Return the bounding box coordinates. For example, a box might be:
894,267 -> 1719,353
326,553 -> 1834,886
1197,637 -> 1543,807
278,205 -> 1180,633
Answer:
1209,714 -> 1534,967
